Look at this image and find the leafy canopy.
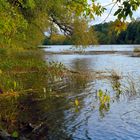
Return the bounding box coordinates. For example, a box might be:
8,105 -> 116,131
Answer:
0,0 -> 140,48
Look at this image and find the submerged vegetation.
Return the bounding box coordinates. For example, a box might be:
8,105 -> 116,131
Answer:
0,48 -> 67,94
1,0 -> 140,139
0,48 -> 69,139
132,46 -> 140,57
0,48 -> 140,139
134,47 -> 140,52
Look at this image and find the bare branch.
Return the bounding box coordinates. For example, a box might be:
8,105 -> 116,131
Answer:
102,1 -> 118,23
49,14 -> 73,36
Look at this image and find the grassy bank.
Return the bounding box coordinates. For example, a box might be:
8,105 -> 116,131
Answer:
0,48 -> 66,94
0,48 -> 68,136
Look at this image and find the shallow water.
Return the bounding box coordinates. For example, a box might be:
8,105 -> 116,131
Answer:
1,45 -> 140,139
43,45 -> 139,52
43,45 -> 140,140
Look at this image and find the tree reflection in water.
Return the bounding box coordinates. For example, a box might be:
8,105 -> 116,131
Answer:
1,57 -> 140,139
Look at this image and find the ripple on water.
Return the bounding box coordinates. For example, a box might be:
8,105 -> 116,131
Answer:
44,45 -> 140,139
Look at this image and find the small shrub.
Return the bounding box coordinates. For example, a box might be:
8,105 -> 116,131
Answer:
134,47 -> 140,52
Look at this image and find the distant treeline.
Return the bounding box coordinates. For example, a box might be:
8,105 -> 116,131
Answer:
43,34 -> 73,45
43,21 -> 140,45
94,21 -> 140,44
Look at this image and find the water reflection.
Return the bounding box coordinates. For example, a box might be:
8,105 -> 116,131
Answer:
69,58 -> 94,89
71,58 -> 92,71
44,45 -> 140,139
44,46 -> 140,140
2,45 -> 140,139
110,71 -> 122,100
0,72 -> 71,139
1,67 -> 140,139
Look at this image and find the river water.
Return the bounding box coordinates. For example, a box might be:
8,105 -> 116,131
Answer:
43,45 -> 140,140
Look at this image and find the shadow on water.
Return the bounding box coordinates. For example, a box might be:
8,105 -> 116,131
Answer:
44,45 -> 140,139
0,72 -> 73,139
2,46 -> 140,139
0,54 -> 96,139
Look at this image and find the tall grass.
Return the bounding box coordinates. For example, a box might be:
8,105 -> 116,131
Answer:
0,48 -> 66,94
133,47 -> 140,52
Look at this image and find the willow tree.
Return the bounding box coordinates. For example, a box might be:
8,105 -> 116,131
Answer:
0,0 -> 140,48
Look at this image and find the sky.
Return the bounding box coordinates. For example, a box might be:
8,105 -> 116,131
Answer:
91,0 -> 140,25
45,0 -> 140,35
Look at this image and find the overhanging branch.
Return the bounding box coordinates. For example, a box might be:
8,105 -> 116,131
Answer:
49,14 -> 73,36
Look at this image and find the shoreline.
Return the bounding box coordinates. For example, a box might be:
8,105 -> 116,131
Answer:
44,50 -> 136,56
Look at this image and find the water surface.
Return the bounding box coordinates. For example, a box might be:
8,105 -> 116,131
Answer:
43,45 -> 139,52
44,45 -> 140,140
1,45 -> 140,140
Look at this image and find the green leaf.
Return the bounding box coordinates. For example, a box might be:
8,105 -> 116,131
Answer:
114,9 -> 122,16
13,81 -> 17,89
12,131 -> 19,138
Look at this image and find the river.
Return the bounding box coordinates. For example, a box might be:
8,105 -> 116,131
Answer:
1,45 -> 140,139
43,45 -> 140,140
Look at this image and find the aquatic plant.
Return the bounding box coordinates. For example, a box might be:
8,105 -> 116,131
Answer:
97,89 -> 110,117
97,89 -> 110,106
110,70 -> 122,98
133,47 -> 140,52
75,99 -> 79,106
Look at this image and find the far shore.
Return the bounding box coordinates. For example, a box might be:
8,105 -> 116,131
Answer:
44,50 -> 140,56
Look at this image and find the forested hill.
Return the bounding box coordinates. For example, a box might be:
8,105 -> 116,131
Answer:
43,21 -> 140,45
94,21 -> 140,44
